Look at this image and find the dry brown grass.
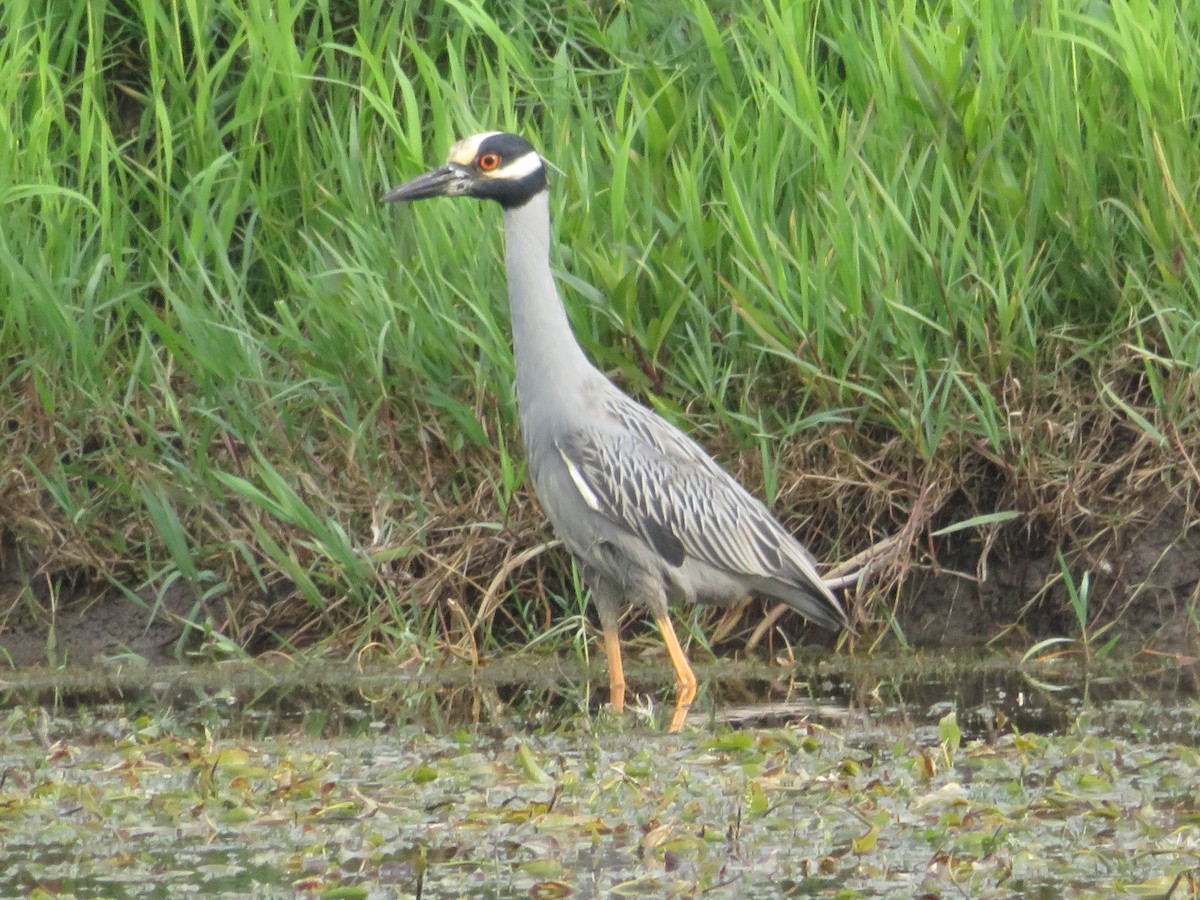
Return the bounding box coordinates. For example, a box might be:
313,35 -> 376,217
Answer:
3,336 -> 1199,667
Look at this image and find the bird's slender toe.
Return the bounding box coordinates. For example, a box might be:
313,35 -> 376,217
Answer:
602,623 -> 626,714
654,612 -> 698,733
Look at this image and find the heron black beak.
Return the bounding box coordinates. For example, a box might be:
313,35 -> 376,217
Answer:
381,163 -> 470,203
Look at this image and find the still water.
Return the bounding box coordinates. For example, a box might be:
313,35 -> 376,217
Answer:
1,652 -> 1197,897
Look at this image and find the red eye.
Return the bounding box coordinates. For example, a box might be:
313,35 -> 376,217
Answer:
478,152 -> 501,171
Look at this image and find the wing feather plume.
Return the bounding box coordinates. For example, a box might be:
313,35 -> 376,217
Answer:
556,393 -> 826,591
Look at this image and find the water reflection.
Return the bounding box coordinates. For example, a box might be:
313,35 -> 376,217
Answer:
1,651 -> 1196,745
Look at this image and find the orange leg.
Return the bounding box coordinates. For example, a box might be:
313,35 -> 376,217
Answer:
601,620 -> 626,714
653,612 -> 698,733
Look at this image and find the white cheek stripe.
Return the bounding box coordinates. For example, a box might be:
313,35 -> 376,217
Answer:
487,150 -> 543,180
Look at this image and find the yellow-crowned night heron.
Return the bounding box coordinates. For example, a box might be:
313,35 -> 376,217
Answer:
383,132 -> 847,730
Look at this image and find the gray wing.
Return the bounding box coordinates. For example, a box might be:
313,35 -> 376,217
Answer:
555,392 -> 828,589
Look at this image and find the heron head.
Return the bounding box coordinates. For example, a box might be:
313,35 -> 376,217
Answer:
381,131 -> 547,209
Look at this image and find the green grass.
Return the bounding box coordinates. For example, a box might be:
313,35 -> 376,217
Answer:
2,0 -> 1198,658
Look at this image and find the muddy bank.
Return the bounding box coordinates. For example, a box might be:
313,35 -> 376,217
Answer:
899,494 -> 1200,646
0,563 -> 207,668
3,489 -> 1197,668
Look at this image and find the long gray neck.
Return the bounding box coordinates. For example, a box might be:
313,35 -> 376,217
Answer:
502,191 -> 595,428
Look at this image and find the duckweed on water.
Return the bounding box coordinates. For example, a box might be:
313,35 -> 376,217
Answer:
1,699 -> 1198,897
